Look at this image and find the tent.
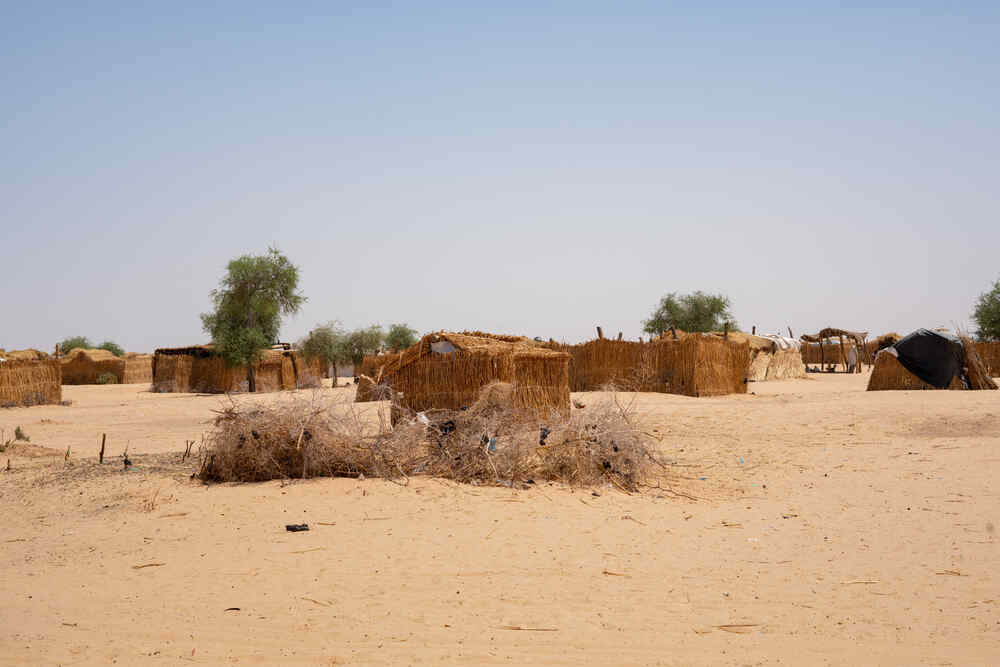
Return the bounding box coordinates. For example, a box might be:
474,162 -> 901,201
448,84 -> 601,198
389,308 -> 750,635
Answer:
868,329 -> 996,391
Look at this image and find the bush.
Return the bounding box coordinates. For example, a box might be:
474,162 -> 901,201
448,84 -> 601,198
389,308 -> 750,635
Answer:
98,341 -> 125,357
198,385 -> 661,491
57,336 -> 91,355
973,278 -> 1000,341
96,372 -> 118,385
14,426 -> 29,442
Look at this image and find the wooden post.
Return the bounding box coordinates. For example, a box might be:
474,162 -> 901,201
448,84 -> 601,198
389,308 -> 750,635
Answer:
724,322 -> 729,340
837,335 -> 847,373
99,433 -> 106,464
820,339 -> 825,370
671,327 -> 678,340
787,327 -> 794,339
617,332 -> 622,341
752,325 -> 756,335
596,326 -> 604,340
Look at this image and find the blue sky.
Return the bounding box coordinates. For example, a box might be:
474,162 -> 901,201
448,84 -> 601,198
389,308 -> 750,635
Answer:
2,2 -> 998,351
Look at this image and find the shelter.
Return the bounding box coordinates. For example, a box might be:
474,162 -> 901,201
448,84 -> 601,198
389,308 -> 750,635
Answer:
60,348 -> 125,385
355,352 -> 401,401
800,328 -> 869,372
709,332 -> 805,382
868,329 -> 996,391
0,357 -> 62,407
0,348 -> 49,361
372,332 -> 570,418
152,345 -> 299,393
544,333 -> 749,397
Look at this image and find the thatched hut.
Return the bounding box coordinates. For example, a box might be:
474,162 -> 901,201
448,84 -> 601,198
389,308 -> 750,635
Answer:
0,348 -> 49,361
152,345 -> 299,393
60,348 -> 126,385
868,330 -> 996,391
375,332 -> 570,417
0,357 -> 62,407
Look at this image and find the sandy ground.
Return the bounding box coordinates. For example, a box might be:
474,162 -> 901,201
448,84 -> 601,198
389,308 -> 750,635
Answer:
2,374 -> 999,665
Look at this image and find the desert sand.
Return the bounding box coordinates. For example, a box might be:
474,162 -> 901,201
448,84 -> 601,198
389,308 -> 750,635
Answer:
2,374 -> 999,665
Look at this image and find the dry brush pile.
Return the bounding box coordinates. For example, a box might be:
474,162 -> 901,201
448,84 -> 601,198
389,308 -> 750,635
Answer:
199,383 -> 663,491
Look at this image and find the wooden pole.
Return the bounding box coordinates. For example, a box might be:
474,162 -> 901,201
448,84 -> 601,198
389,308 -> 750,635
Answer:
724,322 -> 729,340
596,326 -> 604,340
752,325 -> 756,335
670,327 -> 678,340
617,332 -> 622,341
838,335 -> 847,373
99,433 -> 106,464
787,326 -> 794,338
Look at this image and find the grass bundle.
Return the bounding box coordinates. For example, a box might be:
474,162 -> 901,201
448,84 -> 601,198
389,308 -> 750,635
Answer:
0,358 -> 62,407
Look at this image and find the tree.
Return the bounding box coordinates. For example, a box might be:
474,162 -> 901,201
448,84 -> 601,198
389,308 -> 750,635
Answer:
642,291 -> 738,336
200,248 -> 305,392
385,323 -> 418,351
973,278 -> 1000,341
98,340 -> 125,357
339,325 -> 384,366
57,335 -> 91,354
298,322 -> 348,368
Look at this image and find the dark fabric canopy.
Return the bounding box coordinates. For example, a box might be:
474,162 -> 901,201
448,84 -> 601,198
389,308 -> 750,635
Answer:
891,329 -> 965,389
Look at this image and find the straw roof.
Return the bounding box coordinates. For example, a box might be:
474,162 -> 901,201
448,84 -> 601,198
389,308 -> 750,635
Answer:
385,331 -> 563,376
63,348 -> 119,362
801,328 -> 868,343
1,348 -> 50,361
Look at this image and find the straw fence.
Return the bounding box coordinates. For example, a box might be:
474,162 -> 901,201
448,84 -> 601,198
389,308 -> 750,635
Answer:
0,348 -> 49,361
544,334 -> 749,397
152,346 -> 298,393
0,358 -> 62,407
121,354 -> 153,384
355,353 -> 400,402
975,341 -> 1000,377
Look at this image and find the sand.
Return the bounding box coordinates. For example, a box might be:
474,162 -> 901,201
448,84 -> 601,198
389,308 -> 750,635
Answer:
2,374 -> 999,665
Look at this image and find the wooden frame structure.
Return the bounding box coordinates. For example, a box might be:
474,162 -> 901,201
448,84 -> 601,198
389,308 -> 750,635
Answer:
800,327 -> 869,373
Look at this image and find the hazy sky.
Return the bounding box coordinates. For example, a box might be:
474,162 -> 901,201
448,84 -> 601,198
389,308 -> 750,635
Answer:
3,2 -> 998,352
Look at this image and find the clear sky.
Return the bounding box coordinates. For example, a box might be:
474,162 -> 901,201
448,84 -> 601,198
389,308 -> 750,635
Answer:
3,2 -> 998,352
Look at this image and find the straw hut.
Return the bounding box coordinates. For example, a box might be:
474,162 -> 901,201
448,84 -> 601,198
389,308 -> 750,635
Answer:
868,330 -> 996,391
60,348 -> 126,385
375,332 -> 570,417
152,345 -> 299,393
0,357 -> 62,407
1,348 -> 49,361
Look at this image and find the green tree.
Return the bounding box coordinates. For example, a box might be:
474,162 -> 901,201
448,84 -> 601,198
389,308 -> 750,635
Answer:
339,325 -> 384,366
298,322 -> 349,367
98,340 -> 125,357
642,291 -> 738,336
57,336 -> 91,354
973,278 -> 1000,341
200,248 -> 305,392
385,323 -> 418,351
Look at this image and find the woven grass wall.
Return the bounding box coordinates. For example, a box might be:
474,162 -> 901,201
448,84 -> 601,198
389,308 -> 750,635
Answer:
121,354 -> 153,384
765,347 -> 807,380
800,342 -> 847,366
153,349 -> 296,393
152,353 -> 193,392
562,339 -> 672,392
672,334 -> 749,397
0,359 -> 62,406
60,349 -> 126,385
975,342 -> 1000,376
388,349 -> 570,417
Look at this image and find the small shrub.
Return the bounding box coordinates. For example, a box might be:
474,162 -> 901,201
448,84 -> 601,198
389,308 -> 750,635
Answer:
14,426 -> 29,442
98,341 -> 125,357
96,372 -> 118,385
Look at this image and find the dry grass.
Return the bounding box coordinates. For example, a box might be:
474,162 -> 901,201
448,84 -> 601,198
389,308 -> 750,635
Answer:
199,383 -> 662,491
